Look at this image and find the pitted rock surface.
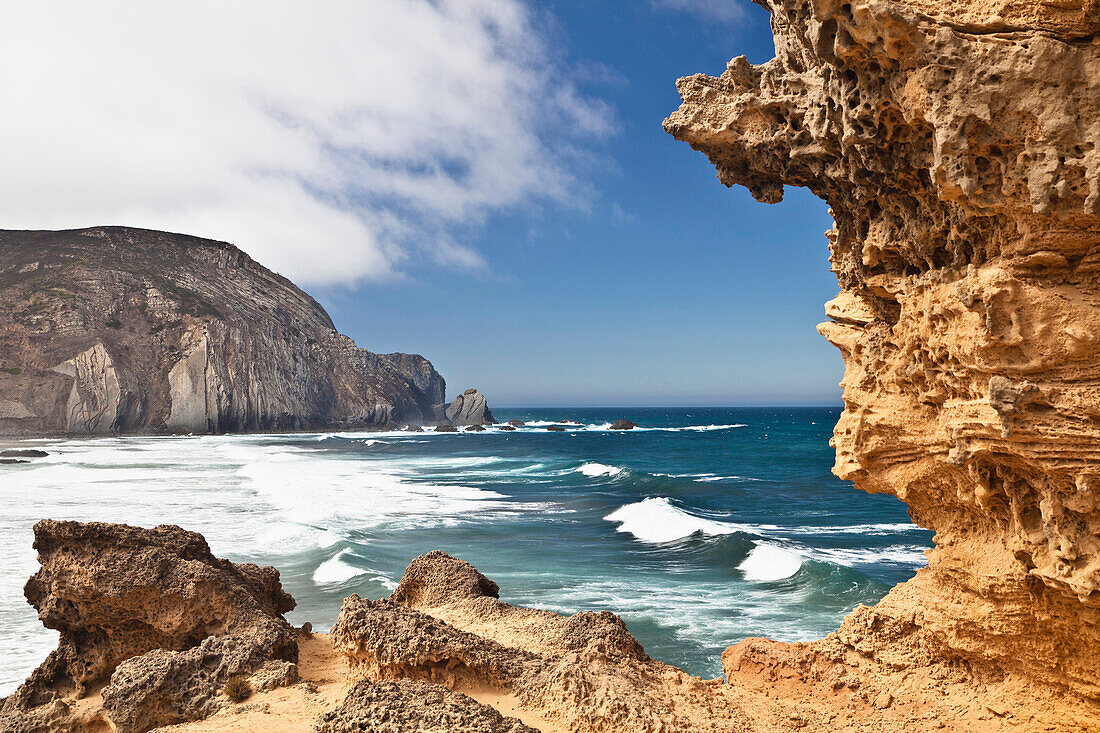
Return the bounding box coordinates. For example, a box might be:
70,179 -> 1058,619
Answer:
665,0 -> 1100,724
391,550 -> 500,608
331,552 -> 748,733
314,679 -> 538,733
0,520 -> 299,732
330,595 -> 531,689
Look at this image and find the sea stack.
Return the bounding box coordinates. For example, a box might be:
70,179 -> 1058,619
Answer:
443,388 -> 495,426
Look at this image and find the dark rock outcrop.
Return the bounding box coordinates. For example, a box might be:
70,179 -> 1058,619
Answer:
506,420 -> 525,427
609,420 -> 636,430
0,520 -> 299,732
546,425 -> 565,432
314,679 -> 538,733
0,449 -> 48,458
379,353 -> 446,406
0,227 -> 446,434
434,425 -> 459,433
444,388 -> 495,426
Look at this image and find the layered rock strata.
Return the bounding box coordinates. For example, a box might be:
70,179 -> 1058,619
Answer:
0,227 -> 447,434
664,0 -> 1100,725
0,520 -> 300,732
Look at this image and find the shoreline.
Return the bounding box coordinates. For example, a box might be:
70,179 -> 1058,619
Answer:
0,415 -> 928,699
5,524 -> 1094,732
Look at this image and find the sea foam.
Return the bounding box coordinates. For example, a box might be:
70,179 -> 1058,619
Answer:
312,550 -> 364,584
603,498 -> 803,580
739,543 -> 803,581
576,462 -> 626,478
604,497 -> 751,543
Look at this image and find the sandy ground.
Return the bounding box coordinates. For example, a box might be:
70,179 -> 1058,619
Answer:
155,634 -> 566,733
155,635 -> 348,733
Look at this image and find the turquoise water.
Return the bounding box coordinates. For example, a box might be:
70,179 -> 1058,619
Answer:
0,407 -> 932,693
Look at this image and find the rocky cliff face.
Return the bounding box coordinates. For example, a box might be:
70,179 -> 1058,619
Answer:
666,0 -> 1100,724
0,227 -> 447,434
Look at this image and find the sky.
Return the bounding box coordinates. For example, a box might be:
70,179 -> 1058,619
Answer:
0,0 -> 842,406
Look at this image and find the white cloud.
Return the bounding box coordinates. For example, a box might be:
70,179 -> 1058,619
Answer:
0,0 -> 611,285
653,0 -> 745,24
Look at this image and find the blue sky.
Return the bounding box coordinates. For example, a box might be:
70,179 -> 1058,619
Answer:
3,1 -> 841,406
318,2 -> 842,406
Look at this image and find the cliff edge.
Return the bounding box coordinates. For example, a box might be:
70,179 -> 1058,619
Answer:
0,227 -> 448,434
665,0 -> 1100,725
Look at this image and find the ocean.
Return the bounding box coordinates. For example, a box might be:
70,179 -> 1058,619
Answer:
0,407 -> 932,695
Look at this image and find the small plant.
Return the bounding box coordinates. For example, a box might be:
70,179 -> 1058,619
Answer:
222,674 -> 252,703
1,367 -> 21,375
105,317 -> 122,329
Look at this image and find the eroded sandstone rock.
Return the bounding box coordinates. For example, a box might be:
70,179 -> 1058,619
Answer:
314,679 -> 538,733
0,520 -> 299,732
330,595 -> 530,689
665,0 -> 1100,722
100,637 -> 283,731
329,551 -> 760,733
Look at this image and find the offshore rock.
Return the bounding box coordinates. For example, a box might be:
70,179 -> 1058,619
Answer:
444,388 -> 495,426
0,227 -> 446,434
0,520 -> 298,732
666,0 -> 1100,725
